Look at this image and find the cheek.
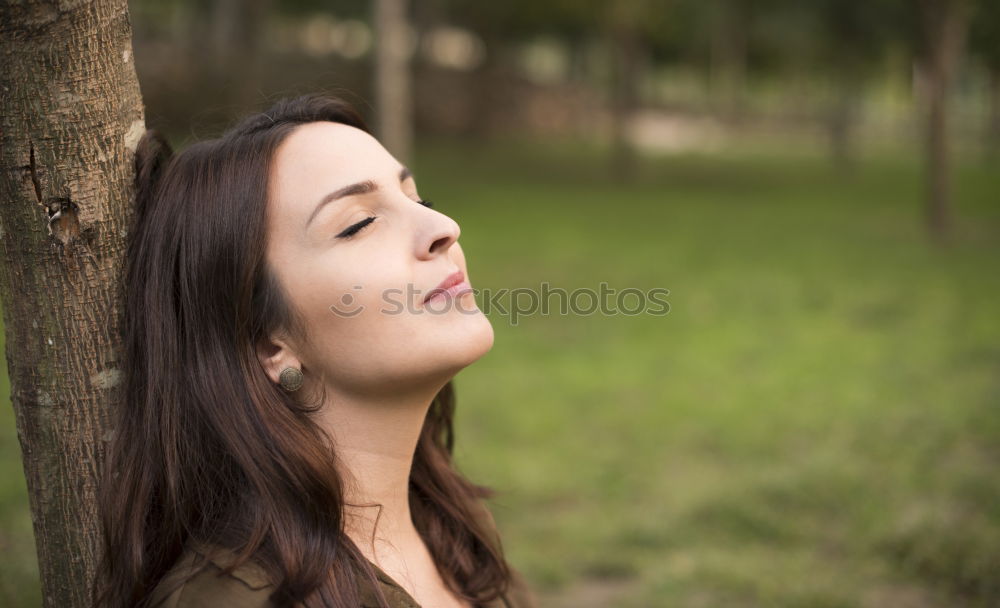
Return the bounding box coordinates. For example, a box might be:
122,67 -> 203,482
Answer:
302,250 -> 415,337
298,241 -> 404,307
302,278 -> 412,379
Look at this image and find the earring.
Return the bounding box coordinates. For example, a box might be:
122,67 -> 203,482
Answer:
279,367 -> 304,392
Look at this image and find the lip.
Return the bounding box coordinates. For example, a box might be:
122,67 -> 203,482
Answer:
423,270 -> 471,304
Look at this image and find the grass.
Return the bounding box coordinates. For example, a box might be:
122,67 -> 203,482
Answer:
1,136 -> 998,606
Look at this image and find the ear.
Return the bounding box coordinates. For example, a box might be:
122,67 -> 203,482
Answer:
255,332 -> 302,386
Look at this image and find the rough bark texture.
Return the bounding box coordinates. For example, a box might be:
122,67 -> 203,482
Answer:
0,1 -> 144,606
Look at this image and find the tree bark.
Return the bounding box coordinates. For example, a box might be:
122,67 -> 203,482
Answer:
918,0 -> 969,243
0,1 -> 144,606
374,0 -> 414,166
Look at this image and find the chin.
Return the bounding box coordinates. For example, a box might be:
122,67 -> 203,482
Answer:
432,310 -> 495,372
456,310 -> 496,362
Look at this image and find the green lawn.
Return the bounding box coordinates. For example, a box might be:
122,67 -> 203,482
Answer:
2,138 -> 998,607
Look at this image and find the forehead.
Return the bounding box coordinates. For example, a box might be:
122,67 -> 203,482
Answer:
269,121 -> 398,224
272,121 -> 392,186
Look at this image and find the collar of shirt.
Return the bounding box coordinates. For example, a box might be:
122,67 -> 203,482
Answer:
194,543 -> 512,608
359,559 -> 512,608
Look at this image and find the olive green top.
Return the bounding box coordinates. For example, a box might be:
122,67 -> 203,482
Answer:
147,507 -> 538,608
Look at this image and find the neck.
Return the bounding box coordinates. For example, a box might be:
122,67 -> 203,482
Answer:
314,378 -> 448,560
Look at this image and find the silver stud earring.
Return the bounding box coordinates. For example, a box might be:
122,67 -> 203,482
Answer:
279,367 -> 304,392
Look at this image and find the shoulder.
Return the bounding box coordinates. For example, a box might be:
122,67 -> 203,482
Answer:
148,545 -> 275,608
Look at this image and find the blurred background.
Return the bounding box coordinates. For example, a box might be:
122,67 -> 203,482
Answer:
2,0 -> 999,606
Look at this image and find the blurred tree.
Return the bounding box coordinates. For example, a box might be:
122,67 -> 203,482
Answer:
439,0 -> 580,137
442,0 -> 669,178
607,0 -> 656,181
210,0 -> 273,112
968,0 -> 1000,159
916,0 -> 970,242
709,0 -> 750,123
374,0 -> 414,165
277,0 -> 368,18
0,1 -> 144,606
811,0 -> 902,169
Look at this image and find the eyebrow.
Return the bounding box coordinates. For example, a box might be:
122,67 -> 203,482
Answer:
306,165 -> 413,228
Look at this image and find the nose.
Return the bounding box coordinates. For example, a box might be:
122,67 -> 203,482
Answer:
417,208 -> 461,260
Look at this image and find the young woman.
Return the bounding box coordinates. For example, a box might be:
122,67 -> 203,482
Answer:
94,94 -> 537,608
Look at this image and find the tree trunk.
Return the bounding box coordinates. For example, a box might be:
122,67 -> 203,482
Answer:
0,1 -> 144,606
710,0 -> 749,124
374,0 -> 414,166
988,67 -> 1000,160
467,29 -> 510,141
918,0 -> 969,243
609,22 -> 642,182
828,72 -> 862,171
210,0 -> 272,113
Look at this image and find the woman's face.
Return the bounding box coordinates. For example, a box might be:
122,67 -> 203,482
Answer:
261,121 -> 494,398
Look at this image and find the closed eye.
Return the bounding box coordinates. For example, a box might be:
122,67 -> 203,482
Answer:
336,216 -> 376,239
335,199 -> 434,239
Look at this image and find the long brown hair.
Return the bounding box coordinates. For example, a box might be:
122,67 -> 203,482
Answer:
94,94 -> 513,607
